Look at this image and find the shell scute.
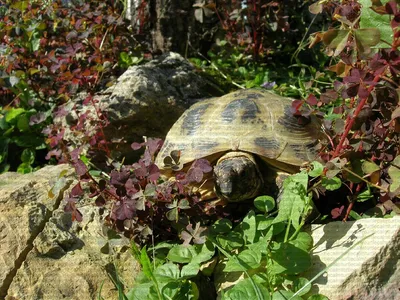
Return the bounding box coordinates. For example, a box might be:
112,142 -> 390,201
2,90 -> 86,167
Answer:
155,89 -> 324,169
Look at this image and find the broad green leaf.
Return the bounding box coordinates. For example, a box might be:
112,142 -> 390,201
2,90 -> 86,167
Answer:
247,234 -> 272,254
12,135 -> 46,149
359,0 -> 393,48
322,29 -> 350,56
126,282 -> 153,300
216,231 -> 244,251
289,231 -> 313,252
224,249 -> 261,272
254,195 -> 275,212
256,215 -> 274,231
180,263 -> 200,278
154,263 -> 180,281
166,207 -> 178,221
17,162 -> 33,174
167,245 -> 196,264
362,161 -> 380,175
241,210 -> 257,244
354,28 -> 381,54
162,281 -> 180,299
191,241 -> 215,264
224,278 -> 270,300
17,114 -> 30,131
388,156 -> 400,194
292,277 -> 312,296
269,242 -> 311,275
274,172 -> 310,229
5,108 -> 25,123
21,148 -> 35,164
308,161 -> 324,177
321,176 -> 342,191
272,290 -> 302,300
209,218 -> 232,235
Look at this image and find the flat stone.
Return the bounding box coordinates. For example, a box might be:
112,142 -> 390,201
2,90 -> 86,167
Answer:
304,217 -> 400,299
0,165 -> 140,299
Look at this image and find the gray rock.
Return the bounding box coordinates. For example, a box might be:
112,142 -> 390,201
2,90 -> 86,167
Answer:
303,217 -> 400,299
0,165 -> 140,300
55,52 -> 223,162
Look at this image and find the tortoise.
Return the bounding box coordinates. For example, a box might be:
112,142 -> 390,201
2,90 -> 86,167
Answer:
155,89 -> 325,202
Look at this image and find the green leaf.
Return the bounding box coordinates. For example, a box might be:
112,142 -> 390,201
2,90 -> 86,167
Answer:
269,242 -> 311,275
355,188 -> 374,202
161,281 -> 181,299
361,161 -> 380,175
308,161 -> 324,177
272,290 -> 302,300
180,263 -> 200,278
247,234 -> 272,254
140,246 -> 154,280
224,249 -> 261,272
241,210 -> 257,244
126,282 -> 153,300
274,172 -> 310,229
254,195 -> 275,212
224,278 -> 270,300
292,277 -> 311,296
216,231 -> 244,251
209,219 -> 232,235
154,263 -> 180,281
5,108 -> 25,123
256,215 -> 274,231
359,0 -> 393,48
349,210 -> 363,220
321,176 -> 342,191
322,29 -> 350,56
21,148 -> 35,164
17,114 -> 30,131
11,1 -> 29,11
388,156 -> 400,193
167,245 -> 196,264
191,241 -> 215,265
0,138 -> 9,164
289,231 -> 313,252
166,207 -> 178,221
12,135 -> 46,149
354,28 -> 381,53
17,162 -> 33,174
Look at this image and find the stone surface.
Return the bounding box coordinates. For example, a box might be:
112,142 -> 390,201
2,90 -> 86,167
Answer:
304,217 -> 400,300
0,165 -> 140,300
55,52 -> 223,163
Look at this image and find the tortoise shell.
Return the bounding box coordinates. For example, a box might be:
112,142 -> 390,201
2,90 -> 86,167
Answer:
155,89 -> 324,173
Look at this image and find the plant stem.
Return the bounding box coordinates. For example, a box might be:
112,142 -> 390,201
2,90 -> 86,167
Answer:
333,72 -> 385,157
341,166 -> 387,192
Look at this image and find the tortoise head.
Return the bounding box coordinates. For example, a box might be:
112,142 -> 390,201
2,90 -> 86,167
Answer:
213,152 -> 263,202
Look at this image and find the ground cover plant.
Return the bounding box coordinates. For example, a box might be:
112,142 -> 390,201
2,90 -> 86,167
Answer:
1,0 -> 399,299
0,0 -> 143,173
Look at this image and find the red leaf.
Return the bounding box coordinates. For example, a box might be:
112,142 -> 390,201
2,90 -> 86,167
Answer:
306,94 -> 318,106
71,182 -> 83,197
74,159 -> 87,176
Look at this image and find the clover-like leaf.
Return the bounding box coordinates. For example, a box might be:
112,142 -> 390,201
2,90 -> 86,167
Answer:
322,29 -> 350,56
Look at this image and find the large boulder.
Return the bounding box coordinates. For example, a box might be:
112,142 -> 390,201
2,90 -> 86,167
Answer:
55,52 -> 224,163
303,217 -> 400,300
0,165 -> 140,300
